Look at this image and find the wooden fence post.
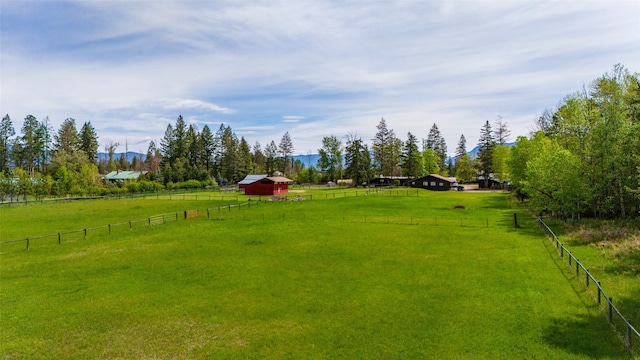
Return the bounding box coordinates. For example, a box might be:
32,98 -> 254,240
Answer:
26,237 -> 30,250
58,233 -> 61,244
84,228 -> 87,239
129,221 -> 132,230
108,224 -> 111,234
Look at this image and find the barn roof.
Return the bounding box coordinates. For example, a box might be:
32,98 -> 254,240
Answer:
266,176 -> 293,184
238,174 -> 268,185
238,175 -> 293,185
425,174 -> 457,183
104,171 -> 147,180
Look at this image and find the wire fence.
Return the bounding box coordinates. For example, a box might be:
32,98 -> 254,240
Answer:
1,190 -> 500,253
537,218 -> 638,353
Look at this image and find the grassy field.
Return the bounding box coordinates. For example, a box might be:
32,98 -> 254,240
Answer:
0,190 -> 635,358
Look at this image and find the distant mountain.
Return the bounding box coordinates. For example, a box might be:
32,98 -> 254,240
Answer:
98,152 -> 146,163
292,154 -> 322,167
450,142 -> 514,164
97,145 -> 512,168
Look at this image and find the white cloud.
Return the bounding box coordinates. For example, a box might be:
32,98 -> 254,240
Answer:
282,116 -> 305,123
1,0 -> 639,155
162,98 -> 234,114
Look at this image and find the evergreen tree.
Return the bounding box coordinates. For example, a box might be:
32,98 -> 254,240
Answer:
252,142 -> 265,174
0,114 -> 15,173
160,124 -> 175,169
477,120 -> 495,188
278,132 -> 294,177
264,141 -> 278,176
372,118 -> 396,176
144,140 -> 160,174
19,115 -> 48,176
200,125 -> 215,177
237,137 -> 253,180
455,134 -> 467,158
493,116 -> 511,145
54,118 -> 80,155
344,134 -> 372,186
401,132 -> 422,178
79,122 -> 99,164
425,123 -> 447,172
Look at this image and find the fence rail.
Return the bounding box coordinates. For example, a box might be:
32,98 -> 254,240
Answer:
537,218 -> 638,353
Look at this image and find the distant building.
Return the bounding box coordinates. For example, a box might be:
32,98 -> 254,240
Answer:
238,174 -> 293,196
478,175 -> 501,189
409,174 -> 457,191
103,170 -> 147,183
368,176 -> 410,187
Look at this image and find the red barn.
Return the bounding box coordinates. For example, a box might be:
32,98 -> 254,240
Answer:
238,174 -> 293,196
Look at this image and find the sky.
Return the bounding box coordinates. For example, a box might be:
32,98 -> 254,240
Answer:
1,1 -> 639,156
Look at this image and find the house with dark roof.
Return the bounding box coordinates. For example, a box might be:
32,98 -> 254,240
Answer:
409,174 -> 457,191
238,174 -> 293,196
368,176 -> 410,187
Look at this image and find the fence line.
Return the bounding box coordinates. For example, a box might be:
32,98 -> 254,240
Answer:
537,218 -> 638,353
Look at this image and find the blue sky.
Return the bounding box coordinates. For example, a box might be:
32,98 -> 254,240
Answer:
2,1 -> 639,156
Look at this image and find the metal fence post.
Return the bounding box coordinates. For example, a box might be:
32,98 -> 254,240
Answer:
84,228 -> 87,239
108,224 -> 111,234
585,270 -> 589,288
26,237 -> 29,250
597,282 -> 601,304
58,233 -> 61,245
576,260 -> 579,276
129,221 -> 132,230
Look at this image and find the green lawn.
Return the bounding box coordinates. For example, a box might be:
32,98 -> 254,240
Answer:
0,191 -> 634,358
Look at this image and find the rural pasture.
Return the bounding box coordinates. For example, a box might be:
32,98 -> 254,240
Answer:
0,190 -> 635,359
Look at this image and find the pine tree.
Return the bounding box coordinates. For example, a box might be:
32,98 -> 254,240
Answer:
264,141 -> 278,176
278,132 -> 294,177
54,118 -> 80,155
477,120 -> 495,188
252,142 -> 265,174
455,134 -> 467,158
0,114 -> 15,173
425,124 -> 447,172
20,115 -> 48,176
200,125 -> 215,177
372,118 -> 396,176
79,122 -> 99,164
493,116 -> 511,145
401,132 -> 422,177
345,134 -> 372,186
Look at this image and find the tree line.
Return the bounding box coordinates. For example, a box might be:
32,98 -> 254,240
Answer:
1,65 -> 637,218
509,64 -> 639,219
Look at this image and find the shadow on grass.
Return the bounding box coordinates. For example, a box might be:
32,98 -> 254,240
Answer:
540,234 -> 637,358
542,314 -> 630,358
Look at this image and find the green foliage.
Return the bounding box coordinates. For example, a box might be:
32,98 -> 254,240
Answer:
422,148 -> 440,175
455,153 -> 475,183
509,65 -> 639,218
318,135 -> 343,182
